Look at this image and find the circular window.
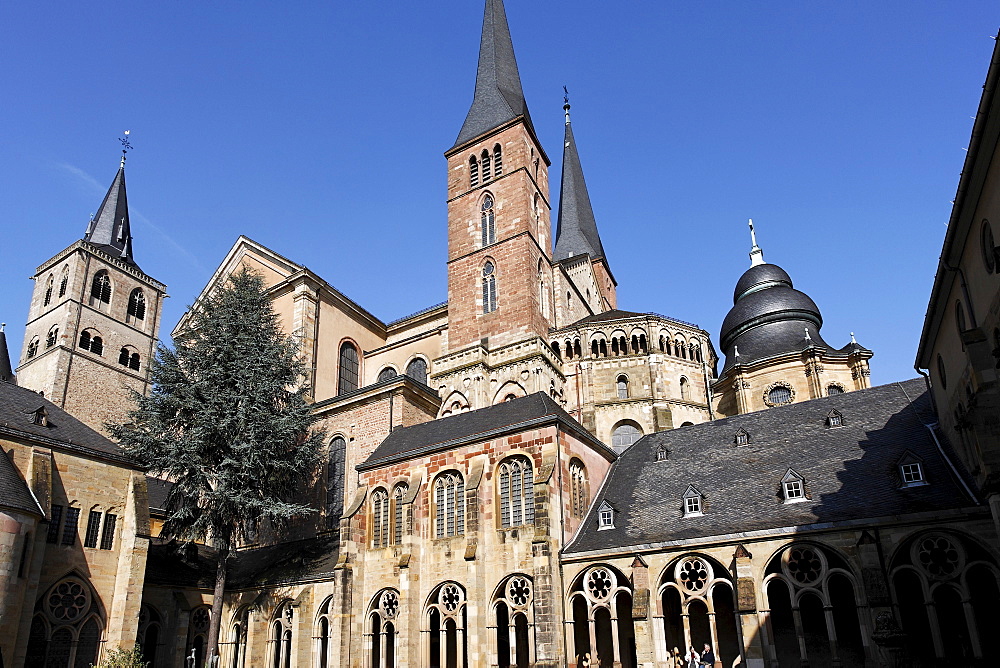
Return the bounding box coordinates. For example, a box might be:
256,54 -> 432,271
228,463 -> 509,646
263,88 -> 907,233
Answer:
982,219 -> 995,274
192,607 -> 211,632
675,557 -> 712,593
764,382 -> 794,407
781,545 -> 826,585
937,354 -> 947,390
507,577 -> 532,608
585,567 -> 615,602
380,590 -> 399,619
441,584 -> 463,613
47,579 -> 90,622
913,533 -> 964,579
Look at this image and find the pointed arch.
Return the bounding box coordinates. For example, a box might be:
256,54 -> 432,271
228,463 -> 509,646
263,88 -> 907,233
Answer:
481,192 -> 496,246
127,288 -> 146,323
90,270 -> 112,308
493,381 -> 527,405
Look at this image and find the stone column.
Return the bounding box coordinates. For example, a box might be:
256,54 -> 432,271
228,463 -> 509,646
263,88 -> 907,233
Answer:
734,544 -> 765,668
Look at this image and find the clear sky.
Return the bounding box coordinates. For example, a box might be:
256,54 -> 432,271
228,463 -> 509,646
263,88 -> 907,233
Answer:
1,1 -> 997,386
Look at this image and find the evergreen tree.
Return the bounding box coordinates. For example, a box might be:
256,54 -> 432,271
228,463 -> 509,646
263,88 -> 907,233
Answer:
109,268 -> 324,665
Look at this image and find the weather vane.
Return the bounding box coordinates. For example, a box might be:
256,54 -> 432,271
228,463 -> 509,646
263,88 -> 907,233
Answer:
563,85 -> 570,106
119,130 -> 132,166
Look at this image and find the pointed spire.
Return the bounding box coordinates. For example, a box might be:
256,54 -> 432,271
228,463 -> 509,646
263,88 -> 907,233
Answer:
452,0 -> 535,150
553,99 -> 608,263
748,218 -> 765,266
84,164 -> 136,266
0,323 -> 14,384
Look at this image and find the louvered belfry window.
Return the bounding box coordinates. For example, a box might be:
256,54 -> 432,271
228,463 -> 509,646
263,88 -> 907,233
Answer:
481,149 -> 491,181
435,472 -> 465,538
127,289 -> 146,322
338,343 -> 359,395
470,155 -> 479,187
90,271 -> 111,306
493,144 -> 502,176
499,456 -> 534,528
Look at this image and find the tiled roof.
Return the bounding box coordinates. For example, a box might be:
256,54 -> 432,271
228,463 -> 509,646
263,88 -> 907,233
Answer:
566,379 -> 974,555
360,392 -> 609,470
0,448 -> 42,516
0,381 -> 134,463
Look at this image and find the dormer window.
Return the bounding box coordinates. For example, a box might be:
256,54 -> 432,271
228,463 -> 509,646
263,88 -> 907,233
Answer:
827,410 -> 843,428
597,501 -> 614,530
28,406 -> 48,426
898,452 -> 927,487
655,445 -> 669,462
734,428 -> 750,446
781,469 -> 807,503
682,485 -> 703,517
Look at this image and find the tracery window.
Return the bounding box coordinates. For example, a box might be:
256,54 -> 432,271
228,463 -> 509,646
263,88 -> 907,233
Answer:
434,471 -> 465,538
90,270 -> 111,308
493,575 -> 534,668
44,275 -> 54,306
616,375 -> 629,400
371,488 -> 390,548
611,421 -> 643,453
326,436 -> 346,530
569,566 -> 637,668
188,606 -> 211,668
137,604 -> 162,668
58,266 -> 69,298
481,195 -> 496,246
660,555 -> 741,667
569,459 -> 588,518
498,456 -> 534,528
393,483 -> 408,545
368,589 -> 400,668
269,602 -> 293,668
426,582 -> 467,668
127,288 -> 146,324
314,599 -> 331,668
338,342 -> 360,395
482,261 -> 497,313
405,357 -> 428,385
24,577 -> 104,668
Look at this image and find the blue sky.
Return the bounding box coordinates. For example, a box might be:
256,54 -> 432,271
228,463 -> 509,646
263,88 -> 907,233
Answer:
1,1 -> 997,386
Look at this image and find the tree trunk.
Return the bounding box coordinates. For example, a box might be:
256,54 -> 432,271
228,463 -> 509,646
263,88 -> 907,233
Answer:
207,548 -> 229,667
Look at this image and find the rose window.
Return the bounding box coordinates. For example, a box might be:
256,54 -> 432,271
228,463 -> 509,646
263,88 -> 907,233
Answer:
676,557 -> 711,593
47,580 -> 89,621
507,577 -> 532,607
380,591 -> 399,619
192,607 -> 211,632
915,535 -> 963,578
784,547 -> 824,585
586,568 -> 614,601
441,585 -> 463,613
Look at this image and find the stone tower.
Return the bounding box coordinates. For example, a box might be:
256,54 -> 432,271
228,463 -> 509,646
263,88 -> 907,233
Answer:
15,156 -> 166,433
431,0 -> 566,412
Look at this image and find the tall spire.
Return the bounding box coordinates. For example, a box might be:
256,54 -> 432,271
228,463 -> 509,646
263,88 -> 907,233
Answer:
748,218 -> 765,266
84,162 -> 136,267
554,98 -> 608,263
452,0 -> 535,150
0,323 -> 14,384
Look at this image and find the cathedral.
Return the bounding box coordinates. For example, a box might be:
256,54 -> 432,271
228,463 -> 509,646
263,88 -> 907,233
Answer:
2,1 -> 1000,667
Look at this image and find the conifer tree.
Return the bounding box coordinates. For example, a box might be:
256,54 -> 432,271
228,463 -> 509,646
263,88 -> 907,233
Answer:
109,268 -> 324,666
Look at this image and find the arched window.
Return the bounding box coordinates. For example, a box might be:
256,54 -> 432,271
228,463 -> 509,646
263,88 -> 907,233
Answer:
434,472 -> 465,538
119,347 -> 130,366
46,326 -> 59,349
481,149 -> 492,181
569,459 -> 588,518
616,375 -> 629,399
368,590 -> 400,668
393,483 -> 408,545
119,348 -> 141,371
660,555 -> 741,667
469,155 -> 479,187
338,342 -> 360,395
25,578 -> 105,668
90,270 -> 111,308
611,421 -> 643,453
79,330 -> 91,351
494,575 -> 534,667
377,367 -> 397,383
44,275 -> 54,306
326,436 -> 346,530
127,288 -> 146,324
405,357 -> 428,385
481,195 -> 496,246
427,583 -> 467,668
483,261 -> 497,313
138,605 -> 162,668
371,488 -> 389,548
315,599 -> 331,668
269,602 -> 293,668
26,337 -> 39,359
58,266 -> 69,298
570,566 -> 637,668
78,330 -> 103,356
493,144 -> 503,176
679,376 -> 689,400
827,384 -> 844,396
186,606 -> 211,668
498,456 -> 535,528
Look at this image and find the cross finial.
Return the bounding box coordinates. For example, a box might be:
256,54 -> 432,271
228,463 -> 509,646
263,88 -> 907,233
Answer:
851,332 -> 857,344
563,86 -> 571,124
748,218 -> 765,266
804,327 -> 812,342
119,130 -> 133,167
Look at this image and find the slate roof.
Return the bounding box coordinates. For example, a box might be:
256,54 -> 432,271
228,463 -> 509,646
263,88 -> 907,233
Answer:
451,0 -> 537,151
554,117 -> 607,263
565,379 -> 975,555
0,326 -> 14,383
0,381 -> 134,463
360,392 -> 610,470
83,164 -> 137,268
145,534 -> 341,589
146,476 -> 173,514
0,447 -> 42,516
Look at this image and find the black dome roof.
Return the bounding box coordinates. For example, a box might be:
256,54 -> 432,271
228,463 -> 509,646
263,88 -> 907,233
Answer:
733,263 -> 793,303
